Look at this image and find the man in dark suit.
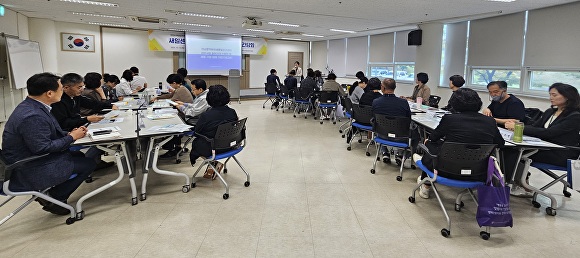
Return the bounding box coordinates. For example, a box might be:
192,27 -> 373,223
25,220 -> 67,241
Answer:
51,73 -> 117,169
2,73 -> 95,215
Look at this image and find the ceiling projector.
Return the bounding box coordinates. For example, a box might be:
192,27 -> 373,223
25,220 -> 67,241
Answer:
242,18 -> 262,28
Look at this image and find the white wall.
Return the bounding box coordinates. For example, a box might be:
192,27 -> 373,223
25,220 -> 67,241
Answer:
55,22 -> 101,75
249,40 -> 309,88
28,18 -> 58,74
102,27 -> 174,88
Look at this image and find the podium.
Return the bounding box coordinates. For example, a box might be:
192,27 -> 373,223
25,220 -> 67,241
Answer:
228,69 -> 241,104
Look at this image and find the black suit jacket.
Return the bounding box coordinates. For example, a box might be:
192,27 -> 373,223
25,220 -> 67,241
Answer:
429,112 -> 505,148
525,108 -> 580,166
191,106 -> 238,158
51,92 -> 112,131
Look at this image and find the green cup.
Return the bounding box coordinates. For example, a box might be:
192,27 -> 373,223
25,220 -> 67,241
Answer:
513,121 -> 524,143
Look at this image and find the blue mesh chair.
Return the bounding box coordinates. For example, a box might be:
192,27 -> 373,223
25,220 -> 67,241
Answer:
190,118 -> 250,200
263,83 -> 278,109
0,150 -> 77,226
347,104 -> 374,156
409,142 -> 496,238
277,85 -> 293,112
293,87 -> 312,119
316,91 -> 340,124
370,114 -> 414,181
339,97 -> 353,136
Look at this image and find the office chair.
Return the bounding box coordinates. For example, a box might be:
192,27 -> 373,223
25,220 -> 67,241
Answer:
277,85 -> 293,112
410,142 -> 496,238
190,118 -> 250,200
371,114 -> 414,181
428,95 -> 441,108
339,97 -> 354,137
316,91 -> 339,124
263,83 -> 278,109
347,104 -> 374,156
0,150 -> 76,226
293,86 -> 313,119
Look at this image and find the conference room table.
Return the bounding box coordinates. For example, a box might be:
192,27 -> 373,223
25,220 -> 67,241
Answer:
410,112 -> 566,215
72,108 -> 192,220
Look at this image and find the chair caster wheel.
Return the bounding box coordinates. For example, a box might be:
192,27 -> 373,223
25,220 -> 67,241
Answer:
333,122 -> 336,124
304,116 -> 307,119
76,210 -> 85,220
223,168 -> 228,173
85,176 -> 94,183
411,165 -> 416,169
370,169 -> 375,174
347,147 -> 351,151
564,191 -> 572,197
339,130 -> 343,133
358,139 -> 362,143
365,152 -> 370,156
131,197 -> 138,206
396,176 -> 402,181
140,193 -> 147,201
441,228 -> 450,238
480,231 -> 490,240
408,196 -> 415,203
66,217 -> 76,225
262,105 -> 265,108
176,159 -> 181,164
223,193 -> 229,200
395,159 -> 402,166
320,122 -> 323,124
532,200 -> 541,208
376,157 -> 381,161
546,207 -> 556,216
244,181 -> 250,187
191,182 -> 196,188
341,135 -> 345,138
383,158 -> 391,164
455,201 -> 464,212
182,186 -> 190,193
293,115 -> 296,117
183,148 -> 189,153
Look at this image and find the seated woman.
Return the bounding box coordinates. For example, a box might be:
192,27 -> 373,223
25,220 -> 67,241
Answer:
116,69 -> 136,99
102,74 -> 120,102
504,83 -> 580,196
401,72 -> 431,105
190,85 -> 239,178
81,72 -> 109,116
321,73 -> 346,96
415,88 -> 505,199
152,74 -> 194,104
359,77 -> 382,106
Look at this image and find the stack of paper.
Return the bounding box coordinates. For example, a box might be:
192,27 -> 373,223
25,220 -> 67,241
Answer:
146,114 -> 176,120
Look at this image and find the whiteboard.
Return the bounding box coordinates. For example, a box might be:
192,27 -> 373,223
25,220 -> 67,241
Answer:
6,37 -> 44,89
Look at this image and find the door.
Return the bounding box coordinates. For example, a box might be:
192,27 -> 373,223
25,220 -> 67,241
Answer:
287,52 -> 304,74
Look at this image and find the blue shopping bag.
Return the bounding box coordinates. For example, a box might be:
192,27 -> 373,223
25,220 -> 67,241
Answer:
476,157 -> 513,228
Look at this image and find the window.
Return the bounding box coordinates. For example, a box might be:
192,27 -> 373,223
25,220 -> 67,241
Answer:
470,68 -> 521,89
395,64 -> 414,81
369,65 -> 393,78
529,70 -> 580,92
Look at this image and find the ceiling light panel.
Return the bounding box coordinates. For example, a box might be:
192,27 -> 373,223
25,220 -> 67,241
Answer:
268,21 -> 300,27
88,22 -> 128,27
302,34 -> 324,38
72,12 -> 125,19
60,0 -> 119,7
281,38 -> 301,41
167,28 -> 200,33
246,29 -> 274,33
176,11 -> 227,19
330,28 -> 356,33
172,22 -> 211,27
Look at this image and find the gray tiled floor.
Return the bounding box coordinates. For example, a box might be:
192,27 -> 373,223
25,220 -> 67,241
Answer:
2,99 -> 580,257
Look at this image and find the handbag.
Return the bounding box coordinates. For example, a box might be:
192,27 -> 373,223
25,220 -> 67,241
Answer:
476,157 -> 513,228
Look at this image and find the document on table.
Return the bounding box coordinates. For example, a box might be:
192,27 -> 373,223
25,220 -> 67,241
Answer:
87,126 -> 122,140
147,124 -> 191,132
146,114 -> 176,120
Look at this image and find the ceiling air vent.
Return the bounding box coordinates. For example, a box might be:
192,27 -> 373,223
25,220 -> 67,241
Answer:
128,16 -> 167,24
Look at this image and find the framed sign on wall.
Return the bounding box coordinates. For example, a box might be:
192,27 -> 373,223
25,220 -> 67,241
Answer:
61,33 -> 95,52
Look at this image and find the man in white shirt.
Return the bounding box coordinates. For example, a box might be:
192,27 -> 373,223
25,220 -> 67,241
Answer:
129,66 -> 147,91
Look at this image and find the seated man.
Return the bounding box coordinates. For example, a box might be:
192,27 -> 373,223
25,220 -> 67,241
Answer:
284,70 -> 298,98
2,73 -> 95,215
159,79 -> 210,159
483,81 -> 525,126
372,78 -> 414,163
441,75 -> 465,111
266,69 -> 282,86
51,73 -> 117,169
